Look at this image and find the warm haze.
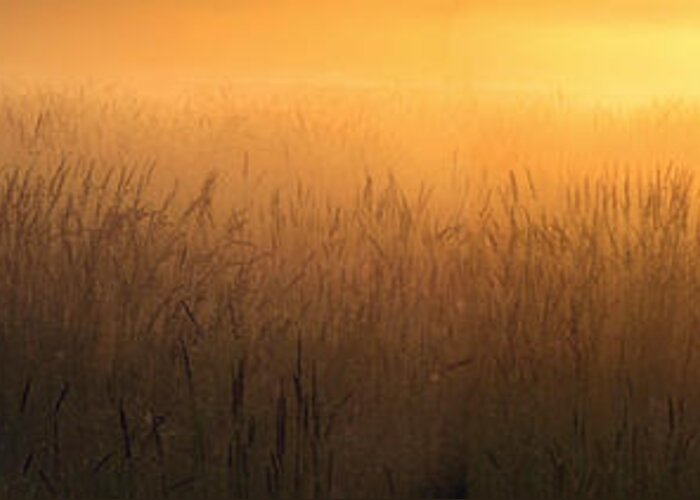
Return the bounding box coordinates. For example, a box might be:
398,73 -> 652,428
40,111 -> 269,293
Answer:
4,2 -> 700,500
3,0 -> 700,101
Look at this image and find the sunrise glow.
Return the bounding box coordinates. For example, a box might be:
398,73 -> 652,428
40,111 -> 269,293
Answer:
5,3 -> 700,499
2,1 -> 700,103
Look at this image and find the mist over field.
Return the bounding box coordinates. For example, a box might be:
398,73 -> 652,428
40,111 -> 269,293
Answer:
4,0 -> 700,101
4,2 -> 700,499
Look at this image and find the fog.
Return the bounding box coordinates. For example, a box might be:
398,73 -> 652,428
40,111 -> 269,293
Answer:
2,1 -> 700,102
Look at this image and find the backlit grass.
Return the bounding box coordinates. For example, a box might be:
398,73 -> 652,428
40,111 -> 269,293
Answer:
2,83 -> 700,498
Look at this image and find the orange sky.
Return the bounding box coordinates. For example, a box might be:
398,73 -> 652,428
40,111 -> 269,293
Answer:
2,1 -> 700,100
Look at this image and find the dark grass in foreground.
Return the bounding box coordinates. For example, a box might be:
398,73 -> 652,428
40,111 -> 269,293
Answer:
4,90 -> 700,498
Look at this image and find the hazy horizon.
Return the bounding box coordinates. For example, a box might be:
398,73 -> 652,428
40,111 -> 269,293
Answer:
3,1 -> 700,103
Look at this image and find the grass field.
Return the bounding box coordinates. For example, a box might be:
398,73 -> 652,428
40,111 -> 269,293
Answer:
3,81 -> 700,499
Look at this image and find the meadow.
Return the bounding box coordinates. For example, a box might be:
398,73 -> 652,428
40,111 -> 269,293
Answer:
3,80 -> 700,498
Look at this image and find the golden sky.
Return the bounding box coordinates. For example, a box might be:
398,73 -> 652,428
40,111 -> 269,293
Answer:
2,1 -> 700,99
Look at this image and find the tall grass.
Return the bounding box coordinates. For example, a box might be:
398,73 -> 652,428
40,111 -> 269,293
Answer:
3,83 -> 700,498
